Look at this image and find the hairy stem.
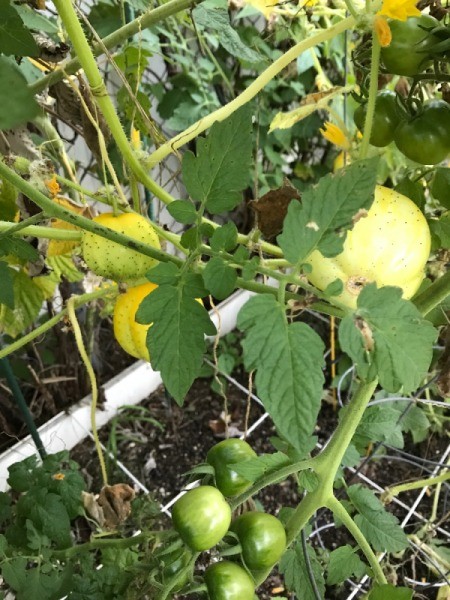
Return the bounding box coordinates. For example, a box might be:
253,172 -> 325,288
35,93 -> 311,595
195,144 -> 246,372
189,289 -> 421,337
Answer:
359,34 -> 381,160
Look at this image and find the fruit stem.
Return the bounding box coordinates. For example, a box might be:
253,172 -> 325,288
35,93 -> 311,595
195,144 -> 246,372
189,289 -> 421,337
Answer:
359,34 -> 381,160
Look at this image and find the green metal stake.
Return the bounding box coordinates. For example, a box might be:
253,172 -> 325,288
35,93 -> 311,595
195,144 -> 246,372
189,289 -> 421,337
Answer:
0,355 -> 47,459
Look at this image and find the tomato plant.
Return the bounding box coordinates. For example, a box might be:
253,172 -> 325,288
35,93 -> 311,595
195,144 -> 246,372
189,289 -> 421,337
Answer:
204,561 -> 255,600
380,15 -> 441,76
353,91 -> 401,147
81,212 -> 161,282
230,511 -> 286,573
206,439 -> 257,497
113,282 -> 157,361
171,486 -> 231,552
393,100 -> 450,165
305,185 -> 431,309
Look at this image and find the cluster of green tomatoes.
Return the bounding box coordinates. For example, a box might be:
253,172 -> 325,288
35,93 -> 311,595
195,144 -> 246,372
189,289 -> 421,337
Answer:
167,439 -> 286,599
354,15 -> 450,165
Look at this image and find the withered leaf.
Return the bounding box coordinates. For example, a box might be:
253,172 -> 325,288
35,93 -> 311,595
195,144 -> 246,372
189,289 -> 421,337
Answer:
250,180 -> 301,240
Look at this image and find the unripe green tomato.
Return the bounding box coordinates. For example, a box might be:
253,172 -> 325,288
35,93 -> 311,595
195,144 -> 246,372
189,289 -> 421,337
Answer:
206,439 -> 257,497
81,212 -> 160,281
230,511 -> 286,572
204,561 -> 255,600
172,486 -> 231,552
380,15 -> 440,76
353,91 -> 400,148
305,186 -> 430,309
113,282 -> 156,361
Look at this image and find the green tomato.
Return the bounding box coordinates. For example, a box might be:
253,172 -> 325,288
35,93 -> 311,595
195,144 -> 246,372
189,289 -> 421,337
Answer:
353,91 -> 400,147
230,511 -> 286,572
204,561 -> 255,600
380,15 -> 440,76
206,439 -> 257,497
171,486 -> 231,552
394,100 -> 450,165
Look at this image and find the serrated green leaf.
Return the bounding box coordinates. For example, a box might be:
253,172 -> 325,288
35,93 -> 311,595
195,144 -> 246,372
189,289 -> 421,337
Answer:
13,4 -> 58,35
298,469 -> 319,492
210,222 -> 238,252
193,6 -> 262,63
238,295 -> 325,454
232,452 -> 291,482
429,212 -> 450,249
136,282 -> 216,402
347,485 -> 408,553
352,405 -> 404,451
369,584 -> 413,600
0,177 -> 18,221
280,541 -> 326,600
0,237 -> 39,261
182,105 -> 252,214
339,284 -> 437,393
278,158 -> 379,265
394,177 -> 425,211
146,262 -> 180,285
46,255 -> 83,283
203,257 -> 237,300
0,1 -> 39,56
0,269 -> 46,337
0,494 -> 12,525
0,261 -> 14,309
0,57 -> 39,130
327,545 -> 367,585
431,167 -> 450,210
180,225 -> 199,249
167,200 -> 197,225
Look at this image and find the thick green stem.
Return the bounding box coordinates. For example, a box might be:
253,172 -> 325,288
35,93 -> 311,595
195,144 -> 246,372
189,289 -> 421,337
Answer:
52,0 -> 173,205
386,470 -> 450,499
359,35 -> 381,160
413,270 -> 450,316
30,0 -> 200,94
0,161 -> 181,266
0,221 -> 81,241
146,16 -> 355,166
327,497 -> 387,584
315,379 -> 378,481
52,532 -> 150,558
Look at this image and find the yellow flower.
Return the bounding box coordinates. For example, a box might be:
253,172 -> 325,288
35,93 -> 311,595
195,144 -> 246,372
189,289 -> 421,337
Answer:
52,473 -> 65,481
377,0 -> 421,21
45,175 -> 61,197
320,122 -> 351,151
374,15 -> 392,47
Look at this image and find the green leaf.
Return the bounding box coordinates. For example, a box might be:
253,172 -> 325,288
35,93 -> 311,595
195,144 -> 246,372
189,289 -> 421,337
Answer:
0,177 -> 18,221
0,269 -> 47,337
136,281 -> 216,403
0,262 -> 14,309
0,57 -> 40,130
352,405 -> 404,451
394,177 -> 425,210
46,255 -> 83,283
431,167 -> 450,210
210,222 -> 238,252
0,1 -> 39,56
0,494 -> 12,524
278,158 -> 379,265
13,4 -> 58,35
238,295 -> 325,454
232,452 -> 291,482
369,584 -> 413,600
298,470 -> 319,492
339,284 -> 437,393
167,200 -> 197,225
327,545 -> 367,585
0,236 -> 39,261
347,485 -> 408,553
429,212 -> 450,249
182,104 -> 253,214
202,257 -> 237,300
280,541 -> 326,600
146,262 -> 180,286
193,6 -> 262,63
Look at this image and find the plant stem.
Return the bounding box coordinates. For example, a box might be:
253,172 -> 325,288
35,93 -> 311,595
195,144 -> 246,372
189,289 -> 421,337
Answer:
413,270 -> 450,316
0,160 -> 181,266
0,285 -> 118,360
0,213 -> 45,239
327,496 -> 387,584
146,16 -> 356,166
30,0 -> 201,94
0,221 -> 81,241
52,0 -> 174,205
67,297 -> 108,486
52,532 -> 150,558
386,471 -> 450,499
359,34 -> 381,160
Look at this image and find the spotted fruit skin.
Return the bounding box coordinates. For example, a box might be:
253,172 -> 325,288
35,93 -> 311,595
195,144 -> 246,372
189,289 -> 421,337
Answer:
113,282 -> 157,361
305,186 -> 430,309
81,212 -> 160,281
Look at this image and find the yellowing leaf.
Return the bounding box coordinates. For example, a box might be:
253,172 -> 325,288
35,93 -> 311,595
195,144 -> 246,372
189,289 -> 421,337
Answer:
47,196 -> 87,257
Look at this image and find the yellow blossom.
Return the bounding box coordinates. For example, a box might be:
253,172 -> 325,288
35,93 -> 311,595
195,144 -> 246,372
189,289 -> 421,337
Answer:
131,127 -> 141,150
377,0 -> 421,21
53,473 -> 65,481
45,175 -> 61,197
374,15 -> 392,46
320,122 -> 351,150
